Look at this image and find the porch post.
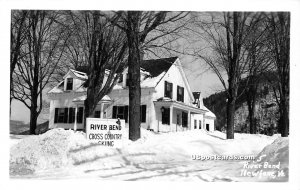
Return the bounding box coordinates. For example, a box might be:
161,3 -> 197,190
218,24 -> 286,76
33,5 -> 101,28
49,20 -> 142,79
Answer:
74,106 -> 78,131
188,110 -> 191,130
170,105 -> 173,132
100,103 -> 104,118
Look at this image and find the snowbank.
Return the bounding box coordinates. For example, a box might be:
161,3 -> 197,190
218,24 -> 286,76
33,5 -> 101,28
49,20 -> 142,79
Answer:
10,128 -> 155,176
10,128 -> 282,180
10,129 -> 88,175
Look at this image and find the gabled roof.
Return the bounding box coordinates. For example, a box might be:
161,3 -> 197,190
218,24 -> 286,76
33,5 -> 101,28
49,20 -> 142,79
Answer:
113,57 -> 178,89
140,57 -> 178,77
48,57 -> 181,93
63,69 -> 88,80
203,106 -> 216,118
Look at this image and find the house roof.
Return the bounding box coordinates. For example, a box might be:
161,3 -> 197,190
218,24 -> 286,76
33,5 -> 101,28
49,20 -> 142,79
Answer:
140,57 -> 178,77
203,105 -> 216,118
113,57 -> 178,89
48,57 -> 180,93
65,69 -> 88,80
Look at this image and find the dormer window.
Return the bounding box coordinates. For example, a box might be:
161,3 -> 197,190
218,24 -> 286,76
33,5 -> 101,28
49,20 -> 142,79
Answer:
66,78 -> 73,91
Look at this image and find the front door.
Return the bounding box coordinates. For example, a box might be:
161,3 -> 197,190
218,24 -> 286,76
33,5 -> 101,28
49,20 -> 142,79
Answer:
206,124 -> 209,131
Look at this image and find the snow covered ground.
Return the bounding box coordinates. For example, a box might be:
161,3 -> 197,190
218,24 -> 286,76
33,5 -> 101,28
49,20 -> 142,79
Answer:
9,128 -> 288,182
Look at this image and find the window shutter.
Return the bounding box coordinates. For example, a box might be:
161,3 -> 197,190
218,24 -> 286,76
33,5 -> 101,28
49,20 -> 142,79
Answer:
177,86 -> 179,101
182,87 -> 184,102
54,108 -> 58,123
182,112 -> 187,127
64,108 -> 69,123
170,83 -> 173,99
164,81 -> 167,97
141,105 -> 146,123
166,108 -> 170,125
124,106 -> 128,123
68,108 -> 73,123
77,107 -> 83,123
112,106 -> 117,119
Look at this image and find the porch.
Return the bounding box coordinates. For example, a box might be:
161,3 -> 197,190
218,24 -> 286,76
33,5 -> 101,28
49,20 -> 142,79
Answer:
153,100 -> 207,132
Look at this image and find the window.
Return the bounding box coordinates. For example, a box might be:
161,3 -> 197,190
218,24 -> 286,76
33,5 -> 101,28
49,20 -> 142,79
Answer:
112,105 -> 146,123
68,108 -> 75,123
140,105 -> 147,123
113,106 -> 128,123
194,119 -> 197,129
66,78 -> 73,90
199,120 -> 202,129
164,81 -> 173,99
177,86 -> 184,102
182,112 -> 188,128
94,110 -> 101,118
77,107 -> 84,123
54,108 -> 68,123
54,107 -> 82,124
162,107 -> 170,125
57,108 -> 64,123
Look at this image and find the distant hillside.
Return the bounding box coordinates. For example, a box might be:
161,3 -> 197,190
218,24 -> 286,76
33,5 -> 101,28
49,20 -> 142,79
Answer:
204,74 -> 279,135
10,120 -> 29,134
10,120 -> 49,135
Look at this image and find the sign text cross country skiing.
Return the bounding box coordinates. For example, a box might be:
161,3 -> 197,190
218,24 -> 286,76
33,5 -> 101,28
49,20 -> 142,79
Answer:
86,118 -> 125,148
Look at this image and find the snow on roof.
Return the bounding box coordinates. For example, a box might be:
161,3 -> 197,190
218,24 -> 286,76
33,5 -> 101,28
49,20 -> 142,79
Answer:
48,81 -> 64,93
203,105 -> 216,118
70,69 -> 88,80
48,80 -> 86,94
140,57 -> 177,77
141,71 -> 166,88
72,95 -> 111,102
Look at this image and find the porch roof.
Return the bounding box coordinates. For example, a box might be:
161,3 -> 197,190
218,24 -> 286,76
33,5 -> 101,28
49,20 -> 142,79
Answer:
153,99 -> 208,114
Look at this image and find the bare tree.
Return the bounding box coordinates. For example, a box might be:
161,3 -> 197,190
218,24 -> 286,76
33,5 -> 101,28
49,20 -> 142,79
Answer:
65,11 -> 128,132
190,12 -> 264,139
10,10 -> 29,110
12,10 -> 69,134
108,11 -> 188,141
265,12 -> 290,137
242,13 -> 274,134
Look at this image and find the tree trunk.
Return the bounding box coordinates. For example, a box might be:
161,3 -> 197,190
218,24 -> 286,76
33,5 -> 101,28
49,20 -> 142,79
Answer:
84,88 -> 96,132
280,98 -> 289,137
248,104 -> 256,134
29,101 -> 38,135
226,96 -> 235,139
246,87 -> 257,134
127,11 -> 141,141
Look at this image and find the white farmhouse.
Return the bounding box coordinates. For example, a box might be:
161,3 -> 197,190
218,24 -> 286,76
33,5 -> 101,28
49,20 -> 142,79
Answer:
47,57 -> 216,132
